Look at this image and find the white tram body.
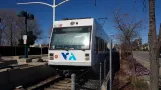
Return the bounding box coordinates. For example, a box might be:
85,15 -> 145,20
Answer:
48,18 -> 110,72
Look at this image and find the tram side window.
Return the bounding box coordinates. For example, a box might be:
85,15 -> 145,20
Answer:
99,38 -> 102,51
98,38 -> 100,51
100,39 -> 104,51
95,37 -> 99,53
99,38 -> 105,51
95,37 -> 101,52
104,42 -> 107,51
95,37 -> 106,52
100,39 -> 102,51
102,40 -> 104,51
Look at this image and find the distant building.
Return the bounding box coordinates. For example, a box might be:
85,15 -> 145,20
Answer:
132,38 -> 142,50
142,43 -> 149,51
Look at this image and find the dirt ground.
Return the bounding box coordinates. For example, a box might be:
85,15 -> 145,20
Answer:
112,58 -> 149,90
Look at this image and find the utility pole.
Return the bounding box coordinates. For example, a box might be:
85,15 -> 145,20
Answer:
17,0 -> 70,28
94,0 -> 96,6
17,0 -> 97,27
110,39 -> 112,90
17,0 -> 70,50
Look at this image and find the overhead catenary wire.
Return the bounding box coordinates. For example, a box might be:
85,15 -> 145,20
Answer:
94,0 -> 96,6
97,17 -> 108,27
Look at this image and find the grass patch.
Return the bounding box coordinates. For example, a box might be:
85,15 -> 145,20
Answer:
132,78 -> 148,90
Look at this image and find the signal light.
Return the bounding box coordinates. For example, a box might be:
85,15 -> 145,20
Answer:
59,24 -> 63,27
55,55 -> 58,59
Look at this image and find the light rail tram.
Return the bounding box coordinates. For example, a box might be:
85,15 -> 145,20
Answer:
48,18 -> 113,77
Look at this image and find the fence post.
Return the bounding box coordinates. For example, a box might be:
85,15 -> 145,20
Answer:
109,39 -> 112,90
7,69 -> 10,85
71,73 -> 76,90
100,63 -> 102,87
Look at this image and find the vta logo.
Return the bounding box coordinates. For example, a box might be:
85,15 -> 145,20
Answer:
61,52 -> 76,60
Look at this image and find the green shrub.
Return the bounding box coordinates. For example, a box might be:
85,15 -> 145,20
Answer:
132,78 -> 148,89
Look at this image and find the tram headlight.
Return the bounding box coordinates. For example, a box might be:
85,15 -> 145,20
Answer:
50,57 -> 54,60
85,53 -> 89,57
85,53 -> 89,61
50,53 -> 54,60
85,57 -> 89,60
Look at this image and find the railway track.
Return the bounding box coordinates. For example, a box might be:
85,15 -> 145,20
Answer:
15,69 -> 109,90
24,74 -> 72,90
45,78 -> 71,90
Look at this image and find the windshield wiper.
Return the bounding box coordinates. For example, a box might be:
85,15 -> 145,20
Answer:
65,47 -> 74,51
82,49 -> 85,51
65,49 -> 69,51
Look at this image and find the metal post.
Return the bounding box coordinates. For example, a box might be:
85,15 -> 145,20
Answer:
24,17 -> 28,58
104,58 -> 106,79
40,44 -> 42,57
109,39 -> 112,90
53,0 -> 56,28
100,63 -> 102,87
17,0 -> 69,28
71,73 -> 76,90
17,1 -> 69,58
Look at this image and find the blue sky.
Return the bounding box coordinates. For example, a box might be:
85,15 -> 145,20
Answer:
0,0 -> 161,44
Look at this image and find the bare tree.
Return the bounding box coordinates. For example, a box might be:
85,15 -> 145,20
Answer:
113,9 -> 143,83
131,0 -> 160,89
0,9 -> 18,46
113,10 -> 142,57
27,19 -> 42,38
48,25 -> 53,36
0,14 -> 8,45
0,9 -> 42,46
16,18 -> 42,45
